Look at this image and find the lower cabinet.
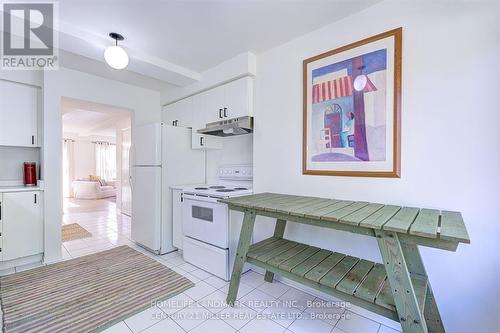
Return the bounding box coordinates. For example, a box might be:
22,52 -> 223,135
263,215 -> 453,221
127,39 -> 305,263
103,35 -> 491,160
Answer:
172,189 -> 183,250
191,132 -> 223,150
0,191 -> 43,261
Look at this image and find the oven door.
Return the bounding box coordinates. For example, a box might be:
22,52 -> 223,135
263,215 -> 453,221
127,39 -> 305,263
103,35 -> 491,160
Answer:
182,194 -> 229,249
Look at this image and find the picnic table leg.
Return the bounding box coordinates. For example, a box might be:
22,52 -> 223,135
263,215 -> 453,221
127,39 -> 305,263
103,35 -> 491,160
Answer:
375,230 -> 428,333
264,219 -> 287,282
227,209 -> 256,306
401,242 -> 445,333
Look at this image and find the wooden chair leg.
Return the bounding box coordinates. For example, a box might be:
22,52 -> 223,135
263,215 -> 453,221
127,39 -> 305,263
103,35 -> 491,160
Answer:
376,230 -> 428,333
226,210 -> 256,306
264,219 -> 287,282
401,242 -> 445,333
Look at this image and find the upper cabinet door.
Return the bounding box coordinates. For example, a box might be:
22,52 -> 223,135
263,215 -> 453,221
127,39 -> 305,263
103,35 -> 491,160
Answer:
0,81 -> 38,146
162,99 -> 193,128
223,77 -> 253,119
203,85 -> 225,125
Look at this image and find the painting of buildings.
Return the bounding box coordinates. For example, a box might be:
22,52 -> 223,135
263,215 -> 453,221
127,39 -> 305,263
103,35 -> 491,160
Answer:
310,48 -> 387,162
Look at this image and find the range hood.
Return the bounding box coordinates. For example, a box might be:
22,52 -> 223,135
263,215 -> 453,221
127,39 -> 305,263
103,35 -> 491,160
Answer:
197,116 -> 253,137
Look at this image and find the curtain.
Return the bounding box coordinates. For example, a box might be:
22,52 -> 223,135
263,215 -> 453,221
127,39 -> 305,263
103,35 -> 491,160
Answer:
62,139 -> 75,198
95,142 -> 117,181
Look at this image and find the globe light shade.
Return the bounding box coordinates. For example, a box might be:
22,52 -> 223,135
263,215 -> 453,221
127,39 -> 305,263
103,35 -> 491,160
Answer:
104,45 -> 129,69
353,74 -> 367,91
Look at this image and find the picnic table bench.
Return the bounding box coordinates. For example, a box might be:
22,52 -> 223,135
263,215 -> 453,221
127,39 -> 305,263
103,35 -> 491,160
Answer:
221,193 -> 470,333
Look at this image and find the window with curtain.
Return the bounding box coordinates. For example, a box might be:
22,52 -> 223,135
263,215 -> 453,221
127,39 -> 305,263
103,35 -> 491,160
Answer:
62,139 -> 75,198
95,142 -> 116,180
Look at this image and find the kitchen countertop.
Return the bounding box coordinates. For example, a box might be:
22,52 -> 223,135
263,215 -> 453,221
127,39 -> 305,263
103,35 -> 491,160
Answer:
0,186 -> 43,193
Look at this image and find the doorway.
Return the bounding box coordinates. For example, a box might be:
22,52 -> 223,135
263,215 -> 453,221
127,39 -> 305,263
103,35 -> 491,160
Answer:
60,97 -> 133,259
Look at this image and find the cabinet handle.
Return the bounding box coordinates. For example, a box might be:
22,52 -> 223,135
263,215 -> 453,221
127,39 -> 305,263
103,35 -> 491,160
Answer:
219,108 -> 223,118
223,107 -> 227,118
181,194 -> 183,203
172,121 -> 175,126
31,135 -> 35,145
34,194 -> 37,204
200,136 -> 204,146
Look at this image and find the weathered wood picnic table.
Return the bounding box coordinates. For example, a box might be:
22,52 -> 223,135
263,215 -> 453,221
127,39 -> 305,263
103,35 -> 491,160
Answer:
221,193 -> 470,333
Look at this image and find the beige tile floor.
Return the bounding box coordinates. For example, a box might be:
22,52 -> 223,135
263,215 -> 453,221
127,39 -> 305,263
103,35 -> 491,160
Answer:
61,198 -> 401,333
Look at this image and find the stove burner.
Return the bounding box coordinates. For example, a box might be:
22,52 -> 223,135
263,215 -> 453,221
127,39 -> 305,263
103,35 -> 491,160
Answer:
234,187 -> 248,190
209,185 -> 226,189
194,187 -> 208,190
216,189 -> 235,192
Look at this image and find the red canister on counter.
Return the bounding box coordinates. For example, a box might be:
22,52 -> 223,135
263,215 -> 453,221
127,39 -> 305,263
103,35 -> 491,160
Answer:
23,162 -> 37,186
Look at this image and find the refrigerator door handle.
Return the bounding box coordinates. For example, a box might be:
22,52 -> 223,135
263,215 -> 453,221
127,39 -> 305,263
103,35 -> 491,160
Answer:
129,144 -> 134,190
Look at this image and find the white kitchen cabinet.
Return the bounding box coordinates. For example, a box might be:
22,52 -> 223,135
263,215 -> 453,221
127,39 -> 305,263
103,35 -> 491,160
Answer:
223,77 -> 253,119
0,80 -> 38,147
191,92 -> 223,150
172,189 -> 183,249
1,191 -> 43,261
162,98 -> 193,128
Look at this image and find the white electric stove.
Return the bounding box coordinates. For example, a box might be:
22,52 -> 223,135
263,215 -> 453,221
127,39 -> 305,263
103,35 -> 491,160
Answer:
181,165 -> 253,280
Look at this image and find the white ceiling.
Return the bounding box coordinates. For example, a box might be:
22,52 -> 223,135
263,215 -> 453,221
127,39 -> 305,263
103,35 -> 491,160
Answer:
62,98 -> 131,137
57,0 -> 380,86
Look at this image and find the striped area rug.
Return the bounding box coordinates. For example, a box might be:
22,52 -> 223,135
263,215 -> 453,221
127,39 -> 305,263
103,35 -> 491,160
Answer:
0,246 -> 194,333
61,223 -> 92,242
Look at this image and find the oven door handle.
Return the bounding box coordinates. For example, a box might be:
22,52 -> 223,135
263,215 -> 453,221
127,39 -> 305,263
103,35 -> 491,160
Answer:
182,194 -> 222,204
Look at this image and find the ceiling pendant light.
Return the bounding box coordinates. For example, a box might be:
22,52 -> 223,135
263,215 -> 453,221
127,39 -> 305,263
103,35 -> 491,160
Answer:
104,32 -> 129,70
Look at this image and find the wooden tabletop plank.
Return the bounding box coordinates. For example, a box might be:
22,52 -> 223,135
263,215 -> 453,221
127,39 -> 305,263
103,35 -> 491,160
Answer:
409,209 -> 440,239
383,207 -> 420,233
224,193 -> 282,208
439,211 -> 470,243
341,203 -> 385,226
250,195 -> 304,213
275,197 -> 323,214
288,198 -> 340,217
252,194 -> 305,211
336,259 -> 375,295
319,256 -> 359,288
305,252 -> 345,282
278,197 -> 330,215
355,263 -> 386,303
359,205 -> 401,229
303,200 -> 346,218
322,202 -> 370,222
306,201 -> 354,219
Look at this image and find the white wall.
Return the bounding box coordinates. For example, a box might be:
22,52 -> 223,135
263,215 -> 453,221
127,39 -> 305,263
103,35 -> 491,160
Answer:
254,1 -> 500,332
0,147 -> 40,182
43,67 -> 161,264
206,134 -> 253,183
161,52 -> 256,105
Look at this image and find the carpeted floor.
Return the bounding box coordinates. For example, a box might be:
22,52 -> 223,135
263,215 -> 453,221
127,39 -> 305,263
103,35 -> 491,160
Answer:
0,246 -> 194,333
61,223 -> 93,242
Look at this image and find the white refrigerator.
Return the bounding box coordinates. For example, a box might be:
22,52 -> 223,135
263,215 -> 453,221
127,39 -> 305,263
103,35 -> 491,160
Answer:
130,123 -> 205,254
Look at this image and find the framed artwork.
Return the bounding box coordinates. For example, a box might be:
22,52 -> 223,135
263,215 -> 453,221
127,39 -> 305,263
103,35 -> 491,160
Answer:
303,28 -> 402,177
